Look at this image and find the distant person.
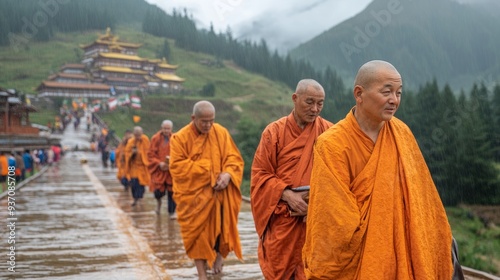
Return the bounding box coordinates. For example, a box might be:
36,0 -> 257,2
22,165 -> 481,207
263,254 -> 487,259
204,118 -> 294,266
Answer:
98,134 -> 109,168
125,126 -> 150,206
170,101 -> 244,279
303,60 -> 464,279
147,120 -> 176,217
23,149 -> 34,177
109,147 -> 116,168
14,152 -> 24,181
250,79 -> 333,279
116,129 -> 133,190
0,152 -> 8,192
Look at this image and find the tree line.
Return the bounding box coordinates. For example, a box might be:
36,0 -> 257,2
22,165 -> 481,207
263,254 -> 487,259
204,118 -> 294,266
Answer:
143,7 -> 500,206
142,8 -> 348,118
1,1 -> 498,205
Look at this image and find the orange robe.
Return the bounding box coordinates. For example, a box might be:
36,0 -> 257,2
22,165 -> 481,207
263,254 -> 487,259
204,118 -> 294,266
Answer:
115,140 -> 129,181
147,131 -> 172,192
251,113 -> 333,280
303,110 -> 453,279
0,155 -> 8,176
124,134 -> 150,187
170,123 -> 244,266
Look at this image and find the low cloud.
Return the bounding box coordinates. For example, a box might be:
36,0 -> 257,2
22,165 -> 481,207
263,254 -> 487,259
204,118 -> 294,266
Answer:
146,0 -> 371,53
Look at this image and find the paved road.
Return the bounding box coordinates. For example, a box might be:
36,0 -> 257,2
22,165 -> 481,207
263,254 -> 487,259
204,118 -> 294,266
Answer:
0,115 -> 262,279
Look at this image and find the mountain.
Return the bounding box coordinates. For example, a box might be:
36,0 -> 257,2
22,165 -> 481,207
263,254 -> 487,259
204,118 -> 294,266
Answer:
290,0 -> 500,91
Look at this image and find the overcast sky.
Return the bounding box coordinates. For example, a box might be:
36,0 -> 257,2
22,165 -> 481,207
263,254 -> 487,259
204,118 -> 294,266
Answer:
145,0 -> 372,53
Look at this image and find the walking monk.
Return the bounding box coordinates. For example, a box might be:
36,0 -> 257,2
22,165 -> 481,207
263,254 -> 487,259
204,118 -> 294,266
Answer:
147,120 -> 177,217
303,60 -> 464,279
116,129 -> 132,190
251,79 -> 333,279
169,100 -> 244,280
125,126 -> 150,206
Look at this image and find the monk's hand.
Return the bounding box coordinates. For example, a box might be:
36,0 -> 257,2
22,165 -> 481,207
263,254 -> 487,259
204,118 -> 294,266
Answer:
214,172 -> 231,191
159,162 -> 169,171
281,189 -> 308,216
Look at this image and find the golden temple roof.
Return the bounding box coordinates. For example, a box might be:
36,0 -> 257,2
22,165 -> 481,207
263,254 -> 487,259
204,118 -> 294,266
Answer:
80,28 -> 141,49
99,66 -> 148,75
156,57 -> 178,69
155,73 -> 185,82
98,52 -> 145,62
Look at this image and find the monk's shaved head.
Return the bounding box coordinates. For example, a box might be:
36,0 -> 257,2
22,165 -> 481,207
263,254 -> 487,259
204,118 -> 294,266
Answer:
354,60 -> 399,88
193,100 -> 216,117
161,119 -> 173,128
295,79 -> 325,96
133,126 -> 143,135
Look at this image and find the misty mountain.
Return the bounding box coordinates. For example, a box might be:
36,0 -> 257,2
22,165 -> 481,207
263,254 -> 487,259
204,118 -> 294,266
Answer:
289,0 -> 500,91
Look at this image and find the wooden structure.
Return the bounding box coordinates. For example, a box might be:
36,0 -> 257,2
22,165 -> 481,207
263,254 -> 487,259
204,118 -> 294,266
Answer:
0,88 -> 53,152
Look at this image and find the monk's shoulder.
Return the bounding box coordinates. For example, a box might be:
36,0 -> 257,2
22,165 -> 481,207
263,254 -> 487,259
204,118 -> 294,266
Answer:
318,118 -> 350,139
263,116 -> 287,134
212,123 -> 233,138
389,117 -> 415,138
316,116 -> 334,128
172,124 -> 192,140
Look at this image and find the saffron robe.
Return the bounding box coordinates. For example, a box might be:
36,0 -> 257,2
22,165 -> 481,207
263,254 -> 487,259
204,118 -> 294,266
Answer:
303,110 -> 453,280
115,140 -> 129,181
251,113 -> 333,279
124,134 -> 150,187
147,131 -> 173,192
170,122 -> 244,266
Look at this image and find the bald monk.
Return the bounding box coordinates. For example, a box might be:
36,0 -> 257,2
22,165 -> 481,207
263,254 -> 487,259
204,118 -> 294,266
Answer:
169,100 -> 244,280
251,79 -> 333,279
147,120 -> 177,217
125,126 -> 150,206
116,129 -> 132,190
303,60 -> 464,279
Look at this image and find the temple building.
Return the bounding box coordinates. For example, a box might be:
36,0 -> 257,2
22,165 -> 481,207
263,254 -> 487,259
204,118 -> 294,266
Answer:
0,88 -> 53,152
37,28 -> 185,98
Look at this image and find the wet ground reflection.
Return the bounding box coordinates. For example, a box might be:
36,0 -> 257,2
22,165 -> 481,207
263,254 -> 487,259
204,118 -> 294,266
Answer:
0,115 -> 262,279
89,151 -> 262,279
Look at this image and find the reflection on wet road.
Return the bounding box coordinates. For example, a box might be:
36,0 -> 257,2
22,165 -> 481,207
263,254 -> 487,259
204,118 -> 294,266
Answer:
0,116 -> 262,279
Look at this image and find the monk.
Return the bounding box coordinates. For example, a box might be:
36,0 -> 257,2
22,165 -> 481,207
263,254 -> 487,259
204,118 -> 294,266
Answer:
116,129 -> 132,191
125,126 -> 150,206
303,60 -> 463,279
251,79 -> 333,279
147,120 -> 177,217
170,100 -> 244,280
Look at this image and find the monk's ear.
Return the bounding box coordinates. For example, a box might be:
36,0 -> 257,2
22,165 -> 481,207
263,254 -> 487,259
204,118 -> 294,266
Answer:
191,114 -> 195,122
292,92 -> 298,103
353,85 -> 363,102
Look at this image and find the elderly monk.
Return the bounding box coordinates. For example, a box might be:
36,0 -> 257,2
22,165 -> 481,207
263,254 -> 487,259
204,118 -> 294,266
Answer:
125,126 -> 150,206
251,79 -> 333,279
170,100 -> 244,280
116,129 -> 133,190
147,120 -> 177,217
303,60 -> 462,279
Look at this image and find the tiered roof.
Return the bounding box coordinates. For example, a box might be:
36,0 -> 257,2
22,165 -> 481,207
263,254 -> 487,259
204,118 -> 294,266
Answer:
37,28 -> 185,98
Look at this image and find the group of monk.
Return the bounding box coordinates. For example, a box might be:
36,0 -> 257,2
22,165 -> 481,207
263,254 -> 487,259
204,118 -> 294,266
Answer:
114,121 -> 177,217
250,60 -> 464,280
115,60 -> 464,280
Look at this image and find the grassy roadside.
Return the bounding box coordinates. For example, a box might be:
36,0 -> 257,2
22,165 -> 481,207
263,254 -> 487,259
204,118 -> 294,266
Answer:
447,207 -> 500,275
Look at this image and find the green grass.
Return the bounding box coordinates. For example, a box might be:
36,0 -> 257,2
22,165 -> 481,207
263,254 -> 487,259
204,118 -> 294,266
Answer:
1,25 -> 293,133
447,207 -> 500,275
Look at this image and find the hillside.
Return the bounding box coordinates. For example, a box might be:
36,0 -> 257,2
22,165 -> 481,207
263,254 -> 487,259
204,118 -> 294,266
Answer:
0,25 -> 294,136
290,0 -> 500,91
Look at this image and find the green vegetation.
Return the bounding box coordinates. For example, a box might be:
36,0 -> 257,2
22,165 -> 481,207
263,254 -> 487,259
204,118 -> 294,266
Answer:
290,0 -> 500,91
447,207 -> 500,274
0,0 -> 499,273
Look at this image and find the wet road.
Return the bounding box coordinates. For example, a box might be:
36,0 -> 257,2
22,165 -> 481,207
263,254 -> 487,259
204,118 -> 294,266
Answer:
0,115 -> 262,279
